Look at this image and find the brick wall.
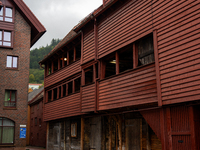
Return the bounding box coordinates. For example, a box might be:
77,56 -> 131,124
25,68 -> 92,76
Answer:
0,9 -> 31,148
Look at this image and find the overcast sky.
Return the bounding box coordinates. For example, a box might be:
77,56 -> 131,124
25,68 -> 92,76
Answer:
23,0 -> 103,50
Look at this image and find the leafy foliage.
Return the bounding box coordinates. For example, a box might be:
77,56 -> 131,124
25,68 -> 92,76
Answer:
29,38 -> 61,83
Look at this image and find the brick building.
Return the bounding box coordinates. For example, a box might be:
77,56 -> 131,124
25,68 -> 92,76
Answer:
40,0 -> 200,149
0,0 -> 45,149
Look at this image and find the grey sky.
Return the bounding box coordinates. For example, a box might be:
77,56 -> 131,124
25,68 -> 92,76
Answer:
23,0 -> 103,50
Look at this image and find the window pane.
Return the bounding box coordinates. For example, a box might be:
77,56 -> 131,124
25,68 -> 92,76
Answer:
11,91 -> 16,102
5,18 -> 12,22
4,31 -> 11,41
3,41 -> 11,46
0,17 -> 3,21
0,30 -> 2,40
2,127 -> 14,143
0,7 -> 3,16
5,7 -> 12,17
0,41 -> 2,45
6,56 -> 12,67
3,118 -> 14,126
5,90 -> 10,102
13,57 -> 18,68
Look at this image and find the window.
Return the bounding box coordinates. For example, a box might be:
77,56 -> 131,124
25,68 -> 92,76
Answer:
59,86 -> 61,98
53,88 -> 57,100
53,60 -> 58,72
48,90 -> 52,102
64,53 -> 68,66
68,81 -> 73,95
4,90 -> 16,107
63,84 -> 66,97
69,50 -> 74,64
137,35 -> 154,66
105,54 -> 116,78
75,43 -> 81,60
75,77 -> 81,92
0,118 -> 15,144
35,117 -> 37,126
71,123 -> 77,137
6,56 -> 18,69
85,66 -> 93,85
0,30 -> 12,47
0,6 -> 13,22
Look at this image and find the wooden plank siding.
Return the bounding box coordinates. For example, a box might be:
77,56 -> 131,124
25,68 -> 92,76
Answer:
98,64 -> 157,110
83,28 -> 95,64
43,93 -> 82,121
45,60 -> 81,88
155,1 -> 200,105
97,0 -> 200,105
81,84 -> 95,112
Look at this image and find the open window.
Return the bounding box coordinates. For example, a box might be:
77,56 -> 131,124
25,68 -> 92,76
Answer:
137,34 -> 154,66
85,66 -> 93,85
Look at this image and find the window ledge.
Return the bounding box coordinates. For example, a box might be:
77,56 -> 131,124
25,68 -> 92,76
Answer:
5,68 -> 19,71
3,107 -> 17,110
0,144 -> 15,147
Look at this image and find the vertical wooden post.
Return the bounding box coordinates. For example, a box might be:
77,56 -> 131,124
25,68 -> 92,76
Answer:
67,51 -> 69,65
81,117 -> 84,150
82,69 -> 85,86
100,61 -> 105,79
74,46 -> 76,61
62,54 -> 64,67
61,85 -> 63,98
133,43 -> 138,68
64,121 -> 66,150
116,52 -> 119,74
189,106 -> 196,150
146,123 -> 151,150
57,87 -> 59,99
118,116 -> 122,150
66,83 -> 68,96
51,90 -> 53,101
73,80 -> 75,93
51,61 -> 54,73
81,32 -> 84,64
58,58 -> 60,70
94,19 -> 98,60
46,122 -> 49,149
166,107 -> 172,150
160,108 -> 166,150
109,117 -> 112,150
153,30 -> 162,106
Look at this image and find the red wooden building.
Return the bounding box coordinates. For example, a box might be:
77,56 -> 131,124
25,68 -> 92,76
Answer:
27,87 -> 46,148
0,0 -> 45,149
40,0 -> 200,149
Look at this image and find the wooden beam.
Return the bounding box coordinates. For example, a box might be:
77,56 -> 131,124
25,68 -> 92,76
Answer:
189,106 -> 196,150
118,115 -> 122,150
46,122 -> 49,149
109,117 -> 112,150
116,52 -> 119,74
81,117 -> 84,150
58,58 -> 60,70
160,108 -> 166,150
153,30 -> 162,106
51,61 -> 54,73
133,43 -> 138,68
81,32 -> 83,64
94,19 -> 98,60
73,80 -> 75,93
166,107 -> 172,150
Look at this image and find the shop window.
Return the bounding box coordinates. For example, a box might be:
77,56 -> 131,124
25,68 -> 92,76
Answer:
0,118 -> 15,144
48,90 -> 52,102
0,6 -> 13,22
53,59 -> 58,72
69,50 -> 74,64
6,55 -> 18,69
119,45 -> 133,73
0,30 -> 12,47
75,77 -> 81,92
53,88 -> 57,100
63,84 -> 66,97
85,66 -> 93,85
75,43 -> 81,60
59,86 -> 61,98
71,123 -> 77,137
105,55 -> 116,78
4,90 -> 16,107
137,35 -> 154,66
68,81 -> 73,95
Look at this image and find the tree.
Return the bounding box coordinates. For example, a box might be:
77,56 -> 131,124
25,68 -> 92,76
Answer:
29,74 -> 35,83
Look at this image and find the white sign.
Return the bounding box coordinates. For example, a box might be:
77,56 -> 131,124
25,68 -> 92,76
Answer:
20,125 -> 26,128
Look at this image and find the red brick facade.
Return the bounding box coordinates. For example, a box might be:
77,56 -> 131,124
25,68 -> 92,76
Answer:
0,0 -> 45,149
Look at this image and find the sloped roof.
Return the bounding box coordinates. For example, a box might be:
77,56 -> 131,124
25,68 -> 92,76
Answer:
28,87 -> 44,102
12,0 -> 46,47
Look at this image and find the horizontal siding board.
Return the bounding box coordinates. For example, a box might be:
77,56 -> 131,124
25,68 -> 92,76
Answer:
98,65 -> 157,110
81,84 -> 95,112
44,93 -> 81,121
45,60 -> 81,87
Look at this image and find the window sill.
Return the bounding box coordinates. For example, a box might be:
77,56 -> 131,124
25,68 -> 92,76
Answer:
0,45 -> 13,49
0,144 -> 15,147
3,107 -> 17,110
5,68 -> 19,71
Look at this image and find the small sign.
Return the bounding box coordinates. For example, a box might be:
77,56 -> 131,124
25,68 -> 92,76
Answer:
20,128 -> 26,138
20,125 -> 26,128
